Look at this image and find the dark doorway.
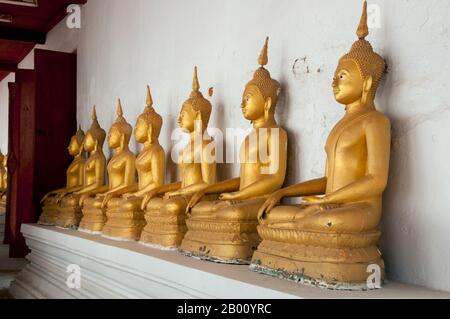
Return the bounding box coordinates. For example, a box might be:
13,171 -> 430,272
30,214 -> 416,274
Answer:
5,49 -> 77,258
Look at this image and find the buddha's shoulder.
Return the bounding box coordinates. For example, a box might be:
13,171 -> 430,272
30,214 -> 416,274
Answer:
361,110 -> 391,127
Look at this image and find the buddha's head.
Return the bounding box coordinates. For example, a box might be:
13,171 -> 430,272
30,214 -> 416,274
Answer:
135,85 -> 163,144
178,66 -> 212,133
108,99 -> 133,149
68,126 -> 85,156
242,37 -> 280,123
333,1 -> 385,107
84,106 -> 106,153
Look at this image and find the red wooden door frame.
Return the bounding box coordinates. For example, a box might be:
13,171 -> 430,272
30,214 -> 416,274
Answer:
6,69 -> 36,258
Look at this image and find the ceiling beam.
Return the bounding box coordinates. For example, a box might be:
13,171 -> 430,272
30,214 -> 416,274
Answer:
0,26 -> 46,44
0,61 -> 17,71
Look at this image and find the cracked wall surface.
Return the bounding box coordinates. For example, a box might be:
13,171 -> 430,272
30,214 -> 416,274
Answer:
0,0 -> 449,292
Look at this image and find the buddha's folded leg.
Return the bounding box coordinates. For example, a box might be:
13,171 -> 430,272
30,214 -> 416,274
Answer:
262,204 -> 323,226
190,200 -> 228,219
161,195 -> 189,216
106,197 -> 123,209
145,197 -> 164,211
117,196 -> 142,211
279,202 -> 378,233
60,194 -> 80,207
215,198 -> 269,222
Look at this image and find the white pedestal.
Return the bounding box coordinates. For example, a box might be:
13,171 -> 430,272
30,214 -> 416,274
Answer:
9,224 -> 450,299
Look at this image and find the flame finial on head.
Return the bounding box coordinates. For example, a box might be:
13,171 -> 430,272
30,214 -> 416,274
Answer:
146,85 -> 153,109
258,37 -> 269,67
91,105 -> 98,121
192,66 -> 200,92
356,1 -> 369,40
117,99 -> 124,118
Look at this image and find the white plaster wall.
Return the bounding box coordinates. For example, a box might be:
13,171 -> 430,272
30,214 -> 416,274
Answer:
0,0 -> 449,292
0,73 -> 14,152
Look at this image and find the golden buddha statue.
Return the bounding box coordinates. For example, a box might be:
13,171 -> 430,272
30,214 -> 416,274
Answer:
101,87 -> 165,241
181,38 -> 288,264
0,150 -> 7,215
80,100 -> 136,235
57,108 -> 106,229
38,127 -> 86,227
251,1 -> 390,290
139,67 -> 217,250
67,107 -> 107,232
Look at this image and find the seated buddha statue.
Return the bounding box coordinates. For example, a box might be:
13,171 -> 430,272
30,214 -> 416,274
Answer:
64,107 -> 107,232
251,1 -> 391,290
80,100 -> 136,235
139,66 -> 217,250
38,127 -> 86,226
181,38 -> 288,264
101,87 -> 165,241
0,151 -> 7,215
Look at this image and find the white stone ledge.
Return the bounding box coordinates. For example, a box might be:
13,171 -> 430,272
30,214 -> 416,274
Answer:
9,224 -> 450,299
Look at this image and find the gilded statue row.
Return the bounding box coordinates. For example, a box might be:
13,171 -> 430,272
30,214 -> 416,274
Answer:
38,2 -> 391,290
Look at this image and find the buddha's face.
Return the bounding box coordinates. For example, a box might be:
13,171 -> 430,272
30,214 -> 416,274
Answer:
242,86 -> 266,121
333,59 -> 364,105
67,137 -> 81,156
108,126 -> 122,148
178,104 -> 197,132
84,133 -> 96,152
135,118 -> 148,143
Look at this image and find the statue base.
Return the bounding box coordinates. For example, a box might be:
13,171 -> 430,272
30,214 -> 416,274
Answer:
139,196 -> 187,249
38,197 -> 59,226
102,213 -> 146,242
55,209 -> 82,230
250,225 -> 385,290
180,220 -> 260,264
101,198 -> 146,241
79,197 -> 106,234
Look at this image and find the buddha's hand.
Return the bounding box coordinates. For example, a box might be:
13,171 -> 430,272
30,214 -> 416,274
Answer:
56,192 -> 67,204
40,192 -> 55,204
164,191 -> 180,200
258,192 -> 284,222
101,193 -> 115,209
302,196 -> 327,205
186,190 -> 206,215
141,190 -> 159,211
219,192 -> 238,201
79,194 -> 88,207
122,193 -> 134,199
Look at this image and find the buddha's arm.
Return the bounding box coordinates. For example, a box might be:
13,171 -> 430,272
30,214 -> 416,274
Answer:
320,117 -> 391,205
75,160 -> 106,195
101,159 -> 137,207
224,129 -> 288,201
141,182 -> 182,210
132,150 -> 165,198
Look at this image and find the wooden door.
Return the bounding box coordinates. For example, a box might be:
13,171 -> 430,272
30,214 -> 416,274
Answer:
6,69 -> 36,258
33,49 -> 77,211
5,49 -> 77,257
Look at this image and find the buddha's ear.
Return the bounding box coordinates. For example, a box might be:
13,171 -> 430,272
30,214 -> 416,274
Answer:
148,123 -> 154,144
264,97 -> 273,113
195,111 -> 203,133
363,75 -> 373,94
195,110 -> 202,120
